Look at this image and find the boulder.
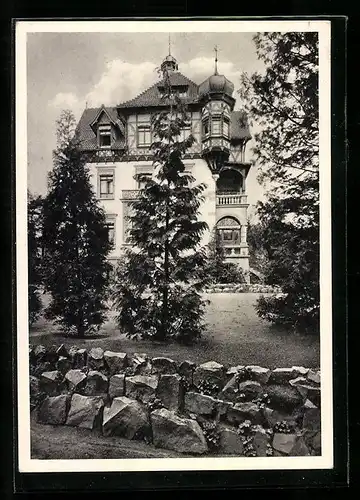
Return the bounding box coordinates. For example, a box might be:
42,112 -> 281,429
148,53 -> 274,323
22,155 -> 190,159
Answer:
63,369 -> 87,393
266,384 -> 303,412
290,436 -> 311,456
307,369 -> 321,385
108,374 -> 125,399
126,375 -> 158,403
226,366 -> 244,382
220,375 -> 239,402
303,398 -> 317,410
291,366 -> 310,377
218,425 -> 244,455
102,396 -> 150,440
226,402 -> 262,425
37,395 -> 69,425
33,344 -> 47,362
66,394 -> 104,429
83,370 -> 108,396
56,344 -> 68,358
130,353 -> 152,375
156,374 -> 183,411
178,360 -> 195,385
193,361 -> 226,391
302,407 -> 321,432
87,347 -> 105,371
269,368 -> 295,384
151,408 -> 208,454
184,391 -> 218,416
238,380 -> 263,400
56,356 -> 72,375
272,433 -> 297,455
151,357 -> 177,375
33,361 -> 53,378
289,377 -> 321,406
44,344 -> 60,363
104,351 -> 128,375
69,348 -> 87,369
39,370 -> 62,396
262,407 -> 298,429
252,425 -> 270,457
246,365 -> 271,384
311,431 -> 321,454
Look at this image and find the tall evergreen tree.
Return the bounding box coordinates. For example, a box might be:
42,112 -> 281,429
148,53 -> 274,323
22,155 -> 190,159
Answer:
239,32 -> 319,332
42,110 -> 112,336
28,192 -> 44,325
113,70 -> 209,344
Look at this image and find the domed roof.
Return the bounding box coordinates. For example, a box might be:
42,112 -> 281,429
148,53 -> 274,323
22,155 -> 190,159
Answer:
161,53 -> 179,73
199,73 -> 234,98
163,54 -> 177,63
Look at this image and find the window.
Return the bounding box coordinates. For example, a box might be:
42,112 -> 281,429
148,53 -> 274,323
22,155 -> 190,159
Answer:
105,221 -> 115,245
212,117 -> 222,135
98,125 -> 112,148
202,118 -> 210,137
99,173 -> 114,199
223,117 -> 230,138
137,173 -> 152,189
137,125 -> 151,147
219,229 -> 240,244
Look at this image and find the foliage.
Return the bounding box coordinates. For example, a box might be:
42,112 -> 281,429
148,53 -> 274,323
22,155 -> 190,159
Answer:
239,32 -> 319,332
28,192 -> 44,325
112,69 -> 210,344
246,219 -> 269,279
199,419 -> 221,451
42,110 -> 112,336
205,231 -> 246,284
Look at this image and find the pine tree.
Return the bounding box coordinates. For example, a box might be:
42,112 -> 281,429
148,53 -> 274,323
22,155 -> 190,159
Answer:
42,110 -> 112,336
28,192 -> 44,325
239,32 -> 319,332
113,69 -> 209,344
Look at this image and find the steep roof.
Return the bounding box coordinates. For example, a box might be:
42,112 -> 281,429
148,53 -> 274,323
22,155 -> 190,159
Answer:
76,107 -> 126,150
117,72 -> 199,109
230,110 -> 251,142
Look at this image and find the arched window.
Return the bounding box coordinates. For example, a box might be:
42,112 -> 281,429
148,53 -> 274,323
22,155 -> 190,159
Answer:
216,216 -> 241,245
216,169 -> 244,194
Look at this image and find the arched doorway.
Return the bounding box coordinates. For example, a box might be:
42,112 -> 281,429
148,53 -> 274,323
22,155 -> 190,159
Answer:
216,216 -> 241,256
216,168 -> 244,194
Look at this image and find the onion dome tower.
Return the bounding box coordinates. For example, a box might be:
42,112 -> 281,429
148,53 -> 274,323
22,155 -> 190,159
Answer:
160,35 -> 179,76
199,47 -> 236,174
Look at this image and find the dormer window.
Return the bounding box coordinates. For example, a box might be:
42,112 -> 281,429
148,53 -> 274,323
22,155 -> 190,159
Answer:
98,124 -> 112,148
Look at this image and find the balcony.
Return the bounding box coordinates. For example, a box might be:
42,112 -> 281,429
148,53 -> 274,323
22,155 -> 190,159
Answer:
121,189 -> 139,200
216,192 -> 248,206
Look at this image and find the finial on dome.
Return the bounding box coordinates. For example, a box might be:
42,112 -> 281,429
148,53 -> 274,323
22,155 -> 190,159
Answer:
214,45 -> 218,75
168,33 -> 171,55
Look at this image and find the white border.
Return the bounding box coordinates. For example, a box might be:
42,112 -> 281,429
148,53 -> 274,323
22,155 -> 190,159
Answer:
16,19 -> 333,473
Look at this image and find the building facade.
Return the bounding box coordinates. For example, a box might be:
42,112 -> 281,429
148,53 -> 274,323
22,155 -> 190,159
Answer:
77,53 -> 252,281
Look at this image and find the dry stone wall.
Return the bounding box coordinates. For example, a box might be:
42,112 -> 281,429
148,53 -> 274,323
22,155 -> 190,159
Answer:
205,284 -> 281,294
29,344 -> 321,457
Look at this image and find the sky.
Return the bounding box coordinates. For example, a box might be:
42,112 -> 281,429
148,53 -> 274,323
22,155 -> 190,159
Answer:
27,31 -> 266,212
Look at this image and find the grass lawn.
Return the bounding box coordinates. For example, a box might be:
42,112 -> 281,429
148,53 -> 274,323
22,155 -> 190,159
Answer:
29,293 -> 320,369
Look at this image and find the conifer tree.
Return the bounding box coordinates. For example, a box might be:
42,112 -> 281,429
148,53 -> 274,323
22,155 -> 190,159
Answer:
113,70 -> 209,344
42,110 -> 112,336
28,192 -> 44,325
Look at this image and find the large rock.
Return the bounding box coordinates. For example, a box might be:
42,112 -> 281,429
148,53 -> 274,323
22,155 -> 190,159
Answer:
130,353 -> 152,375
152,357 -> 177,375
66,394 -> 104,429
56,344 -> 68,358
64,369 -> 87,393
56,356 -> 72,375
302,407 -> 321,432
238,380 -> 263,400
37,395 -> 69,425
272,433 -> 297,455
246,365 -> 271,384
252,425 -> 270,456
266,384 -> 303,412
227,402 -> 262,425
226,365 -> 244,382
218,425 -> 244,455
39,370 -> 62,396
151,408 -> 208,454
193,361 -> 226,392
102,396 -> 150,439
156,374 -> 183,411
289,377 -> 321,406
83,370 -> 108,396
269,368 -> 295,384
220,375 -> 239,402
178,360 -> 195,386
69,347 -> 87,369
87,348 -> 105,371
126,375 -> 158,403
307,369 -> 320,384
109,374 -> 125,399
104,351 -> 128,375
33,344 -> 47,362
291,436 -> 311,456
184,391 -> 218,416
32,361 -> 53,378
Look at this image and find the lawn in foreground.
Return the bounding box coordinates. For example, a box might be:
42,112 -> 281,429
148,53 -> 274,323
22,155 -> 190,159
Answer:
29,293 -> 320,369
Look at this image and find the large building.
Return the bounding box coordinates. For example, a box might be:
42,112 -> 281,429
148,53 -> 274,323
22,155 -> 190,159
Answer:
77,52 -> 252,280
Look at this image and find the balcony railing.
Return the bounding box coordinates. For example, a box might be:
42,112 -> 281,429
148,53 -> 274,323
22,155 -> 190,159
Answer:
121,189 -> 140,200
216,192 -> 248,206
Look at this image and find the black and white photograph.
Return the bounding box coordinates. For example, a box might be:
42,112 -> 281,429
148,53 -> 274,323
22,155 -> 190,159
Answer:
15,19 -> 332,472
